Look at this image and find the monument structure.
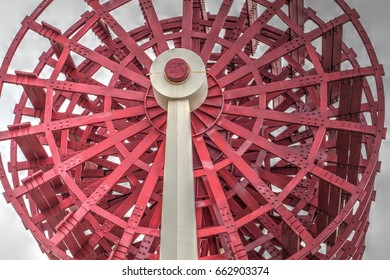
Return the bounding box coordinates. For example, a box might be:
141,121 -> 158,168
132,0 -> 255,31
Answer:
0,0 -> 385,260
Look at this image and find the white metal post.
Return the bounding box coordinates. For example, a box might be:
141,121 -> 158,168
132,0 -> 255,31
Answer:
150,49 -> 208,260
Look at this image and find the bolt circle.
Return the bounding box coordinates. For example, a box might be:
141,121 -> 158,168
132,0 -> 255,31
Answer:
164,58 -> 190,83
146,74 -> 223,136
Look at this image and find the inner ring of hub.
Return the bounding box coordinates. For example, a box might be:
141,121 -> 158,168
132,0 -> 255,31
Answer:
150,48 -> 208,111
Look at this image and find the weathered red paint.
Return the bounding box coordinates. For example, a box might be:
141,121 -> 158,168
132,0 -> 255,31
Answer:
0,0 -> 385,260
164,58 -> 190,83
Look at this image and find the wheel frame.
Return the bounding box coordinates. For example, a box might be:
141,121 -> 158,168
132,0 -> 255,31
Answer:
0,0 -> 385,260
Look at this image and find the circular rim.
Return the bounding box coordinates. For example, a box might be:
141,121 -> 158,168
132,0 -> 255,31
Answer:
0,0 -> 385,260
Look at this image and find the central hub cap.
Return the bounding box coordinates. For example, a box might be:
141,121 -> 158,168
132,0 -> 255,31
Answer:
150,48 -> 208,111
164,58 -> 190,84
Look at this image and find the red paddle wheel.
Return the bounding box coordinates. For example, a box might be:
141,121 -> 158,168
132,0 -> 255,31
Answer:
0,0 -> 385,260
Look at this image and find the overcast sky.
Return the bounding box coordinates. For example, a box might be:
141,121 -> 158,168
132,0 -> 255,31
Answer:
0,0 -> 389,260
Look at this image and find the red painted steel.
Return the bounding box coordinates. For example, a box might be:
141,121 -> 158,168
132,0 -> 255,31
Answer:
164,58 -> 190,83
0,0 -> 385,260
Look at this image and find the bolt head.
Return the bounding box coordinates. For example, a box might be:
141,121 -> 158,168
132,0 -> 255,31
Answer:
164,58 -> 190,83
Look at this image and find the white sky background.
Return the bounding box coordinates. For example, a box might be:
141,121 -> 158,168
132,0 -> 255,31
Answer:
0,0 -> 389,260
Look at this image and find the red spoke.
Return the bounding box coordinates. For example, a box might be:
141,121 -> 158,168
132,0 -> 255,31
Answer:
10,119 -> 152,202
218,12 -> 351,87
200,0 -> 234,63
193,135 -> 248,259
209,0 -> 285,77
181,0 -> 193,49
138,0 -> 169,54
206,127 -> 279,204
51,128 -> 161,245
0,106 -> 147,141
216,116 -> 355,194
111,139 -> 165,259
86,0 -> 153,70
3,73 -> 145,101
29,20 -> 150,88
222,104 -> 378,136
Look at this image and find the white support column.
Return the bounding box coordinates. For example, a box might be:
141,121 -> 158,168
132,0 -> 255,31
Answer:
150,49 -> 207,260
160,98 -> 197,259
